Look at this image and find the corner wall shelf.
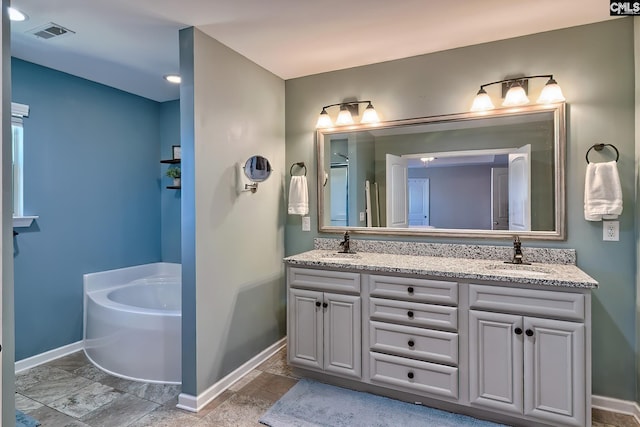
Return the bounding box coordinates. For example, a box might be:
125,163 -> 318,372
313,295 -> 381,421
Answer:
167,185 -> 181,190
160,159 -> 180,164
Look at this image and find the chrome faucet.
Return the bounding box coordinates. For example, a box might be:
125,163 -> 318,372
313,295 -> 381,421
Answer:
338,231 -> 352,253
508,235 -> 530,264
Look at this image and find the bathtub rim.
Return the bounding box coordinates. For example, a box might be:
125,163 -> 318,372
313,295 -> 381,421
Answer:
83,348 -> 181,385
89,281 -> 181,316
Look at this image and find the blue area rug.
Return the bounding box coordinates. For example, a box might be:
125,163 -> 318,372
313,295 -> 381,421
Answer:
260,379 -> 506,427
16,410 -> 40,427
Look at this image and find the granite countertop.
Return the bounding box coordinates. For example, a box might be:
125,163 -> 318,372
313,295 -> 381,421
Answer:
284,249 -> 598,289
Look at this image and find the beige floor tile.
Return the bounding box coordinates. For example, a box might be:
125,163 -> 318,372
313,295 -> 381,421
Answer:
236,372 -> 297,404
48,382 -> 122,418
27,405 -> 91,427
15,392 -> 44,413
189,390 -> 235,419
79,393 -> 159,427
127,405 -> 204,427
21,374 -> 93,405
200,393 -> 272,427
16,365 -> 74,392
48,351 -> 92,372
228,370 -> 261,392
593,408 -> 640,427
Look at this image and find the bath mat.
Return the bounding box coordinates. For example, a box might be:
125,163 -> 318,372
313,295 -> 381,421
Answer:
16,410 -> 40,427
259,379 -> 506,427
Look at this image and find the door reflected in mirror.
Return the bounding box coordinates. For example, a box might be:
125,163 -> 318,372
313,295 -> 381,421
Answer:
317,103 -> 565,240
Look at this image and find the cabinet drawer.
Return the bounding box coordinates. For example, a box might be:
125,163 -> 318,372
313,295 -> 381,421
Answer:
369,275 -> 457,305
370,297 -> 458,331
369,352 -> 458,399
469,284 -> 585,321
289,267 -> 360,293
370,321 -> 458,365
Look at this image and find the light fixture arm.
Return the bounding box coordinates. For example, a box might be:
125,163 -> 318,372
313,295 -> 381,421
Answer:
319,100 -> 374,110
478,75 -> 554,91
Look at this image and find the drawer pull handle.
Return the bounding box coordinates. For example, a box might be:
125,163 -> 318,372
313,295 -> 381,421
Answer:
407,287 -> 414,295
407,311 -> 414,319
525,329 -> 534,337
315,301 -> 321,307
514,327 -> 523,335
322,302 -> 328,308
407,371 -> 414,379
408,340 -> 415,348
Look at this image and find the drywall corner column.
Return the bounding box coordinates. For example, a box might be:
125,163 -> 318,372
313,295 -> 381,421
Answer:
1,0 -> 15,424
179,27 -> 197,395
181,27 -> 286,396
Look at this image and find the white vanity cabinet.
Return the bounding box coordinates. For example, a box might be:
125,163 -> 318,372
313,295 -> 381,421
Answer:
367,274 -> 460,399
287,267 -> 362,379
285,252 -> 594,427
468,284 -> 588,427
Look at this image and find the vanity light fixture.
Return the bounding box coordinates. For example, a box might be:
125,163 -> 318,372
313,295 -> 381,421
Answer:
316,101 -> 380,128
470,75 -> 565,112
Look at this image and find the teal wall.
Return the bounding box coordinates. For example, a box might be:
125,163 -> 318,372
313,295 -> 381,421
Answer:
11,58 -> 170,360
286,19 -> 636,400
160,100 -> 181,263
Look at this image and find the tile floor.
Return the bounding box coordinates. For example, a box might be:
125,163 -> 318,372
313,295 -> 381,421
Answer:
14,346 -> 638,427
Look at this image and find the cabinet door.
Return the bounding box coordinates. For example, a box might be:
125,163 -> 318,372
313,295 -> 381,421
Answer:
324,293 -> 361,378
524,317 -> 585,427
469,310 -> 523,414
289,288 -> 323,370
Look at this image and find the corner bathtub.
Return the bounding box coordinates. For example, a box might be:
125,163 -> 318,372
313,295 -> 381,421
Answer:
83,262 -> 181,384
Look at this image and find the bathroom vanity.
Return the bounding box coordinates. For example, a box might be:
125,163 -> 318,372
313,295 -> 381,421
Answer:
285,243 -> 597,427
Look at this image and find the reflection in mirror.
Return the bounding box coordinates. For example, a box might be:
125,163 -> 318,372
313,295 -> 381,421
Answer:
244,155 -> 272,182
317,103 -> 565,240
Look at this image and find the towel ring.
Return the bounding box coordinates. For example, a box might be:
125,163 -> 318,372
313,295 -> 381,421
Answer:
290,162 -> 307,176
586,143 -> 619,164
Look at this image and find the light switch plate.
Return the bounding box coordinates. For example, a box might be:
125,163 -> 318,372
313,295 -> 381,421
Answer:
603,220 -> 619,241
302,216 -> 311,232
359,212 -> 365,221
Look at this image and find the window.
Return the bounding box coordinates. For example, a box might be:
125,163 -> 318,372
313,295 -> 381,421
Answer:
12,102 -> 29,219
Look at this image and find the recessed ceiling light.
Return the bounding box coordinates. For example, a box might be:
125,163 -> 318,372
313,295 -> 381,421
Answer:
8,7 -> 28,22
164,74 -> 181,84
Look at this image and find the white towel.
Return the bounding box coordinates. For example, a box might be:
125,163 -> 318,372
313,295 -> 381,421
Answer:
584,160 -> 622,221
288,176 -> 309,215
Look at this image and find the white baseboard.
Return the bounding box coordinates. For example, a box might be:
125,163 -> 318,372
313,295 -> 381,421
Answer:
592,394 -> 640,423
177,337 -> 287,413
15,341 -> 84,373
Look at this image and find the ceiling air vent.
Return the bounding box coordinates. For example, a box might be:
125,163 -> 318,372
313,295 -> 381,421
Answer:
28,23 -> 75,40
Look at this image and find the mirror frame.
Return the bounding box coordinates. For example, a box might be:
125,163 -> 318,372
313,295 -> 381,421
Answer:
316,103 -> 566,240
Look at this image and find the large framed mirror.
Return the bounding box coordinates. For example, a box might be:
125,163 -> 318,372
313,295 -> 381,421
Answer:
317,103 -> 565,240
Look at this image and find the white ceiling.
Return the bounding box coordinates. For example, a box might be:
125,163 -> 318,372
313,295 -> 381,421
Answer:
9,0 -> 615,102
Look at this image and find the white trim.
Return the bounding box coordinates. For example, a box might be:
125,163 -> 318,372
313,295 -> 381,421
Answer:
592,395 -> 640,423
13,215 -> 38,228
11,102 -> 29,118
177,337 -> 286,412
15,341 -> 83,373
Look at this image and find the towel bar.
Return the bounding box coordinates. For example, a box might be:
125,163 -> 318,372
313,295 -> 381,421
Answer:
290,162 -> 307,176
586,143 -> 619,164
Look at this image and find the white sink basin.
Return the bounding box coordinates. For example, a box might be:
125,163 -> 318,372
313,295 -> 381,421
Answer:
484,263 -> 551,277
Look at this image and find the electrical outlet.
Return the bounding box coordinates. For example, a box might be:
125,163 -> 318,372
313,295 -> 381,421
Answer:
359,212 -> 365,221
301,216 -> 311,232
603,220 -> 619,241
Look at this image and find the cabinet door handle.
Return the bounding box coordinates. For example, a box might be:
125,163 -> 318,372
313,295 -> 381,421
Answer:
315,301 -> 321,307
408,340 -> 415,348
407,287 -> 414,295
407,371 -> 415,379
514,327 -> 523,335
525,329 -> 534,337
322,302 -> 328,308
407,311 -> 414,319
